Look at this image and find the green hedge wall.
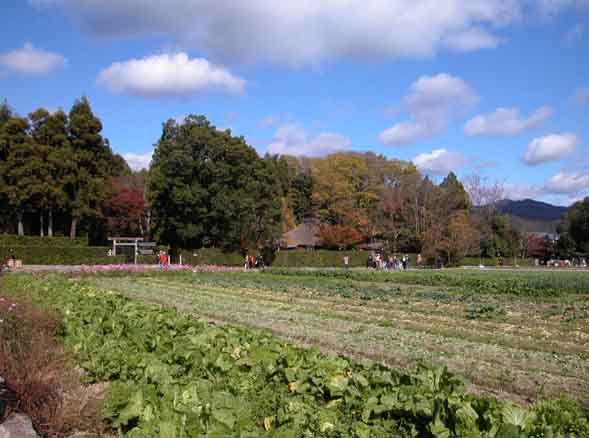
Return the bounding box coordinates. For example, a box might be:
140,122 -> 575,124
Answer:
272,250 -> 371,267
0,246 -> 124,265
0,235 -> 88,247
179,248 -> 245,266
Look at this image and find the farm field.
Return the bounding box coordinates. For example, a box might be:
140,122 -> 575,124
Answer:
87,269 -> 589,406
2,269 -> 589,436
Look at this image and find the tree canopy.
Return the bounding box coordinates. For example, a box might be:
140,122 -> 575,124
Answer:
148,115 -> 281,251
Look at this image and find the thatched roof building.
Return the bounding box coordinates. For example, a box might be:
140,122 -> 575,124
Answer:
281,221 -> 320,249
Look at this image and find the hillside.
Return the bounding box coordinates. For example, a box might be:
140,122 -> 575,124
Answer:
496,199 -> 568,233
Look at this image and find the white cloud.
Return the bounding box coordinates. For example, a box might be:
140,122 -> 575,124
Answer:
123,151 -> 153,171
0,42 -> 65,75
523,133 -> 578,165
573,88 -> 589,105
267,123 -> 351,157
443,27 -> 503,51
31,0 -> 523,65
379,73 -> 478,146
464,106 -> 553,136
503,183 -> 544,200
412,149 -> 466,176
97,52 -> 245,98
544,171 -> 589,194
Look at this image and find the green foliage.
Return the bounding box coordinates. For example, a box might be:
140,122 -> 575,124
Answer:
5,274 -> 588,437
273,250 -> 370,267
566,197 -> 589,254
148,115 -> 281,251
179,248 -> 246,266
465,304 -> 506,320
0,235 -> 88,246
0,246 -> 123,265
265,268 -> 589,296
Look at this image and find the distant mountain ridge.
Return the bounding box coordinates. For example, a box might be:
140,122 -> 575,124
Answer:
496,199 -> 568,221
495,199 -> 568,233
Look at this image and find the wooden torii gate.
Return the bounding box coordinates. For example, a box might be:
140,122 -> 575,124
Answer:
108,237 -> 156,264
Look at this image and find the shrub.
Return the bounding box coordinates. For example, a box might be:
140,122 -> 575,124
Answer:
0,246 -> 125,265
0,235 -> 88,247
0,294 -> 105,436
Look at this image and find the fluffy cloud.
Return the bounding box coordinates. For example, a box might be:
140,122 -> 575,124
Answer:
464,106 -> 553,136
31,0 -> 524,65
97,52 -> 245,98
0,42 -> 65,75
442,27 -> 503,51
544,171 -> 589,194
572,88 -> 589,105
267,123 -> 351,157
412,149 -> 466,175
523,133 -> 578,165
123,151 -> 153,171
379,73 -> 478,146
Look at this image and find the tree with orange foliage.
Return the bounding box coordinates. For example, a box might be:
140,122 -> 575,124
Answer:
317,224 -> 363,249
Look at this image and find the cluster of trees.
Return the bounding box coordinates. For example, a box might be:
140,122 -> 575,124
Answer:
4,101 -> 585,265
0,98 -> 134,242
148,115 -> 521,264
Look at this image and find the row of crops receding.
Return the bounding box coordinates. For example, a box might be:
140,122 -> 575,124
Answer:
265,268 -> 589,296
3,274 -> 589,437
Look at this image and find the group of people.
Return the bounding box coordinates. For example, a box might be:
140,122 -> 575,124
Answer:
244,254 -> 265,270
367,253 -> 416,270
542,258 -> 587,268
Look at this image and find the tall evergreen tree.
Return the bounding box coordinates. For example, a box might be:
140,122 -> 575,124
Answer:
0,100 -> 13,233
66,97 -> 115,238
29,108 -> 71,236
0,116 -> 39,235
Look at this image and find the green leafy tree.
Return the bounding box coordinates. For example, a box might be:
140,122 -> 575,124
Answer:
567,197 -> 589,254
148,115 -> 281,253
440,172 -> 471,212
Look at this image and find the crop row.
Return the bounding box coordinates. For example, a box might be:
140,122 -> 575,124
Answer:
4,274 -> 589,437
265,268 -> 589,296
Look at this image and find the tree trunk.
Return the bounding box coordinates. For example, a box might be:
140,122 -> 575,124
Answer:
48,208 -> 53,237
40,211 -> 45,237
145,209 -> 151,237
17,211 -> 24,236
70,217 -> 78,239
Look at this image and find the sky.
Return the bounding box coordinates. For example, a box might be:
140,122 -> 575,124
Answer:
1,0 -> 588,206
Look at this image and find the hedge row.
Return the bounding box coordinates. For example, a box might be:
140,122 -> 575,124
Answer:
273,250 -> 371,267
178,249 -> 410,268
178,248 -> 245,266
0,246 -> 124,265
0,235 -> 88,247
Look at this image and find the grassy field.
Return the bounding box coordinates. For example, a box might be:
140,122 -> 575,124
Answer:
88,269 -> 589,406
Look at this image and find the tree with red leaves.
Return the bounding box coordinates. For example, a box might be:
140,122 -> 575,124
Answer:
104,176 -> 147,236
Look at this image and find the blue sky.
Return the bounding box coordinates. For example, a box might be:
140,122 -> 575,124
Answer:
1,0 -> 588,206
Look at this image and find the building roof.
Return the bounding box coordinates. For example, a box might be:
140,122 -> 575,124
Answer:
282,222 -> 320,248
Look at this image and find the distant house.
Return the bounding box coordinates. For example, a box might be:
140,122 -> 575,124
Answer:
527,232 -> 559,242
281,220 -> 320,249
